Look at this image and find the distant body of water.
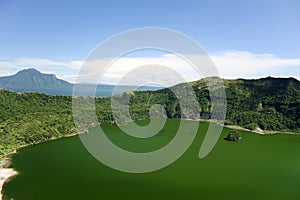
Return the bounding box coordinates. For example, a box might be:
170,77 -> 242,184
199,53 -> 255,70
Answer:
6,84 -> 164,97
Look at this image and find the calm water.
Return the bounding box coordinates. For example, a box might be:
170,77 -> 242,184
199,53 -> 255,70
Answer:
3,120 -> 300,200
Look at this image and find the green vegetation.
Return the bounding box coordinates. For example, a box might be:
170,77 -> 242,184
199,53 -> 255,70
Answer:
224,130 -> 242,142
244,123 -> 259,130
1,76 -> 300,158
222,77 -> 300,131
3,120 -> 300,200
0,90 -> 74,158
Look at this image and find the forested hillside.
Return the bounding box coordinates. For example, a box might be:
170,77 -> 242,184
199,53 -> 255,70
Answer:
1,77 -> 300,157
223,77 -> 300,130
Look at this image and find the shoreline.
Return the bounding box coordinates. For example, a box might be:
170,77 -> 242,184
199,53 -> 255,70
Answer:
0,132 -> 80,200
0,119 -> 298,199
0,155 -> 18,200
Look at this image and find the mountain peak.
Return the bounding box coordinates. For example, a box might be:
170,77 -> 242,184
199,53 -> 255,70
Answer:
0,68 -> 72,92
15,68 -> 42,77
16,68 -> 50,76
19,68 -> 40,73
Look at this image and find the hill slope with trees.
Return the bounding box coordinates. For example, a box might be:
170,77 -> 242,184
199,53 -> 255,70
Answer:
1,76 -> 300,157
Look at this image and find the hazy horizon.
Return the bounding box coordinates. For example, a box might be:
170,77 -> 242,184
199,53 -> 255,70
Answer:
1,1 -> 299,84
1,67 -> 299,86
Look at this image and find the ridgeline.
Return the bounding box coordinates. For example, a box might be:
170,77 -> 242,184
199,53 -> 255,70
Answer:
1,76 -> 300,157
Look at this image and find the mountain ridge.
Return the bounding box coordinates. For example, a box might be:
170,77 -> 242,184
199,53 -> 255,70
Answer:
1,72 -> 300,157
0,68 -> 72,89
0,69 -> 162,96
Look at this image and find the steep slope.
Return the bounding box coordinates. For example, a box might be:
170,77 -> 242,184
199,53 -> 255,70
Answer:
223,77 -> 300,130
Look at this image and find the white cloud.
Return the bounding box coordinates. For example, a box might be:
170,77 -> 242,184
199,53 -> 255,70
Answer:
0,50 -> 300,84
72,51 -> 300,85
0,61 -> 21,76
71,54 -> 204,86
16,58 -> 73,68
210,50 -> 300,79
70,60 -> 84,68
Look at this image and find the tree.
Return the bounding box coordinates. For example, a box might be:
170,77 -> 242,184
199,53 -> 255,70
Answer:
224,130 -> 242,142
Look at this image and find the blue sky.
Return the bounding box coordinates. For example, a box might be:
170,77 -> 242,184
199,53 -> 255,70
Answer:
0,0 -> 300,83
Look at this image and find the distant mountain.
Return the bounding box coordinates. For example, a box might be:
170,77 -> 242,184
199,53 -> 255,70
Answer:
0,69 -> 163,96
0,68 -> 72,95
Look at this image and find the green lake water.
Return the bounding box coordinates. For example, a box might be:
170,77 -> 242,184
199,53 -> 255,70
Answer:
3,119 -> 300,200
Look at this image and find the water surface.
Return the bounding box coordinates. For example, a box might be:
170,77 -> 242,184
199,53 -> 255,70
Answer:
3,120 -> 300,200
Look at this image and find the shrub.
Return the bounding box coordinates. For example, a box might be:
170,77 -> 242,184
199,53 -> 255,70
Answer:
244,123 -> 259,130
224,130 -> 242,142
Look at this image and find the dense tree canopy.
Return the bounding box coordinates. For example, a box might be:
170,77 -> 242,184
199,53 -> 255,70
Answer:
1,77 -> 300,158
